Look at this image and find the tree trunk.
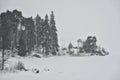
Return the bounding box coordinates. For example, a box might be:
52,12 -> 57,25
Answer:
2,36 -> 5,70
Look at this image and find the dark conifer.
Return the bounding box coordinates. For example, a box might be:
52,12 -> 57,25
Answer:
50,11 -> 59,55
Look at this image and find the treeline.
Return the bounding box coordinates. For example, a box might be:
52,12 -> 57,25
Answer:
0,9 -> 59,56
67,36 -> 109,56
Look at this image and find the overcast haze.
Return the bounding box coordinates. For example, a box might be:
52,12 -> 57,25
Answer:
0,0 -> 120,55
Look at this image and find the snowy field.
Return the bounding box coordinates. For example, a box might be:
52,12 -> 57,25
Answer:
0,55 -> 120,80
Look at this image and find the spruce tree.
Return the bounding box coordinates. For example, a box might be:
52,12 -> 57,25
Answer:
50,11 -> 59,55
34,14 -> 44,52
43,14 -> 50,55
68,42 -> 73,55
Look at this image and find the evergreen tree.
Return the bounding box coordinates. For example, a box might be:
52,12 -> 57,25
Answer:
43,14 -> 50,55
50,11 -> 59,55
11,10 -> 23,52
21,17 -> 36,54
18,34 -> 26,56
34,14 -> 44,52
0,10 -> 19,69
83,36 -> 97,53
0,10 -> 19,50
68,42 -> 73,54
34,14 -> 41,47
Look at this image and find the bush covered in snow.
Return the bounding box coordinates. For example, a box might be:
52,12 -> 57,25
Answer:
14,61 -> 25,71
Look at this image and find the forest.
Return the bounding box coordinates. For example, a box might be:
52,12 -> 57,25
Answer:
0,10 -> 109,71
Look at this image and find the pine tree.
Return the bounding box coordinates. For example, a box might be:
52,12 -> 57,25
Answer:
12,9 -> 23,46
1,10 -> 19,50
0,10 -> 17,69
50,11 -> 59,55
10,10 -> 22,52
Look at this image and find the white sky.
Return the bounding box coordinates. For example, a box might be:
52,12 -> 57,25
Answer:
0,0 -> 120,54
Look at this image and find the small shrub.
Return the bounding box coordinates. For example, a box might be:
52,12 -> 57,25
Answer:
15,61 -> 25,71
0,61 -> 26,73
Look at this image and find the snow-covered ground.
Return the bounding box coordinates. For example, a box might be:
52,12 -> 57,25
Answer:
0,55 -> 120,80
